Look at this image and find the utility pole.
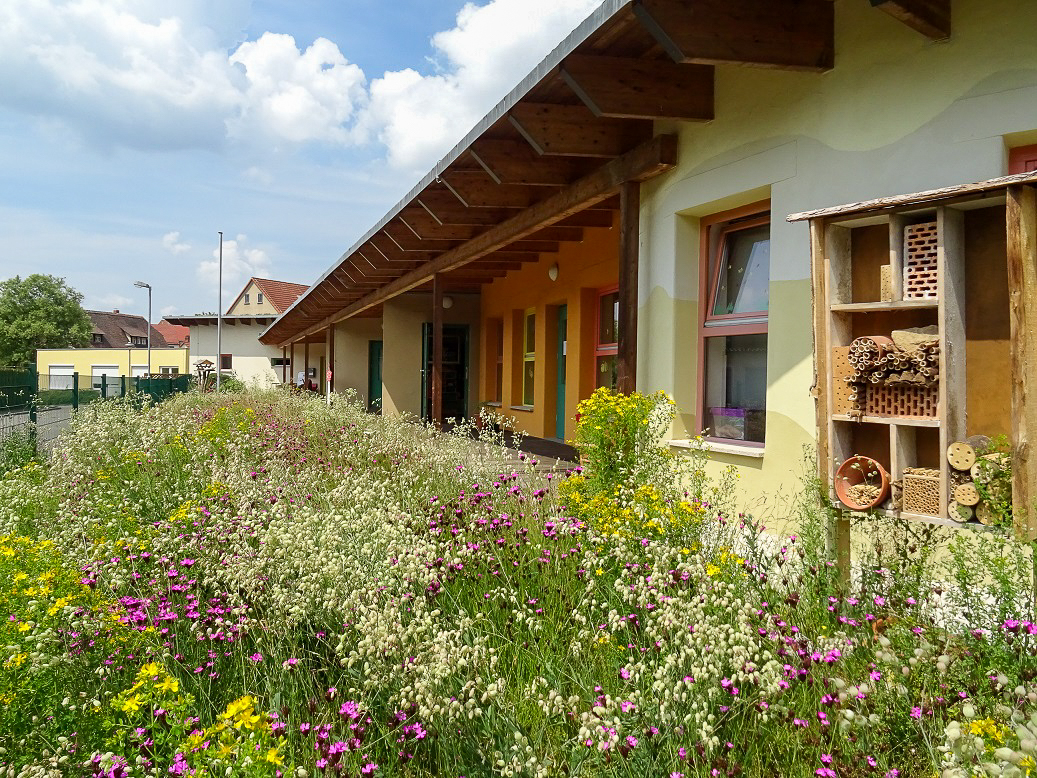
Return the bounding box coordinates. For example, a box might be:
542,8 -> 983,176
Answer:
216,231 -> 223,392
133,281 -> 152,377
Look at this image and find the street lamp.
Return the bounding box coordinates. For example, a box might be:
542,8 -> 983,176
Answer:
133,281 -> 152,378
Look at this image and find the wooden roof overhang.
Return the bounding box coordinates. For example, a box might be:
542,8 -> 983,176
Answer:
260,0 -> 947,348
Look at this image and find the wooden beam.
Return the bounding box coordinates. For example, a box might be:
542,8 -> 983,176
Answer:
271,134 -> 678,344
616,180 -> 640,394
557,210 -> 615,228
634,0 -> 834,72
399,209 -> 480,241
382,221 -> 460,252
508,103 -> 652,157
469,140 -> 576,186
870,0 -> 950,40
561,54 -> 714,121
1007,184 -> 1037,541
438,173 -> 540,209
431,274 -> 444,426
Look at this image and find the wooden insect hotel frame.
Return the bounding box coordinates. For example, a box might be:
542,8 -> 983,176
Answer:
789,171 -> 1037,543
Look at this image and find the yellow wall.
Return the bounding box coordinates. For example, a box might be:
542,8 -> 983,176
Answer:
331,318 -> 383,404
227,280 -> 280,315
480,217 -> 618,440
36,347 -> 190,379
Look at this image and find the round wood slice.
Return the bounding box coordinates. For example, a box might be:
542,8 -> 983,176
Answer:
970,453 -> 1010,481
947,501 -> 973,522
946,441 -> 976,471
976,503 -> 995,526
954,482 -> 980,506
965,434 -> 991,450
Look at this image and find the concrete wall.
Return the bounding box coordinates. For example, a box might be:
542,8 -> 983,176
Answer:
332,318 -> 383,404
636,0 -> 1037,512
190,324 -> 283,387
381,293 -> 481,419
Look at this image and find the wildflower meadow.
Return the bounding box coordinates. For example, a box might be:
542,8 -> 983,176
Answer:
1,388 -> 1035,778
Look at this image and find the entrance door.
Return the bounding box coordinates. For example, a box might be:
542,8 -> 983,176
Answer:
367,340 -> 383,412
421,324 -> 469,422
555,305 -> 567,439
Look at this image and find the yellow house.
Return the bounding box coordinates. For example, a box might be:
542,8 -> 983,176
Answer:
35,309 -> 188,391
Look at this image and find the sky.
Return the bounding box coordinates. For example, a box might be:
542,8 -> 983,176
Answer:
0,0 -> 604,319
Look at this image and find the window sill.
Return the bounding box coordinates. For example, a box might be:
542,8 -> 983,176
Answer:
510,405 -> 534,412
482,401 -> 502,408
670,439 -> 765,459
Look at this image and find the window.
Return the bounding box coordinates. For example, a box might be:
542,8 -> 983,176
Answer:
270,357 -> 290,367
1009,144 -> 1037,174
487,318 -> 504,403
699,206 -> 770,444
244,293 -> 250,305
522,309 -> 535,406
91,333 -> 103,345
160,366 -> 179,375
257,292 -> 264,304
595,286 -> 619,390
220,354 -> 232,371
131,336 -> 147,347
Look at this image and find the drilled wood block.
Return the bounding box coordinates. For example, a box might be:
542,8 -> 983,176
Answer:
903,472 -> 941,516
832,346 -> 857,414
904,221 -> 939,299
862,382 -> 939,418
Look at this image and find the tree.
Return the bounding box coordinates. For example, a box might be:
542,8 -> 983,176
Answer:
0,274 -> 93,367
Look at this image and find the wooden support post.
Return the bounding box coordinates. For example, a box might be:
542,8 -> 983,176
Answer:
327,326 -> 335,394
431,275 -> 444,426
616,180 -> 640,394
1007,184 -> 1037,541
304,341 -> 310,389
290,342 -> 296,386
282,347 -> 288,384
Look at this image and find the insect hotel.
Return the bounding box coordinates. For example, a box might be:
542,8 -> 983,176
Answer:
790,171 -> 1037,542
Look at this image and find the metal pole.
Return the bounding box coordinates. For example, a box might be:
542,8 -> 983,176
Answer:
146,285 -> 152,377
217,231 -> 223,392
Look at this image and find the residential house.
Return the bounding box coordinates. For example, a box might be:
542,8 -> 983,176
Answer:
166,277 -> 323,388
36,309 -> 188,391
259,0 -> 1037,538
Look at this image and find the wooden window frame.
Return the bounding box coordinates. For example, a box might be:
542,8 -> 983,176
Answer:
1009,144 -> 1037,174
696,201 -> 771,446
595,284 -> 619,390
220,353 -> 232,371
522,308 -> 535,407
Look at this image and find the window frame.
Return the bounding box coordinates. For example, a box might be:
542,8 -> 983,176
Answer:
696,201 -> 771,447
257,292 -> 264,304
521,308 -> 535,407
594,284 -> 619,390
220,353 -> 232,371
1009,144 -> 1037,174
244,293 -> 250,305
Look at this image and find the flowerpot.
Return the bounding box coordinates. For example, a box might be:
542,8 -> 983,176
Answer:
835,455 -> 890,510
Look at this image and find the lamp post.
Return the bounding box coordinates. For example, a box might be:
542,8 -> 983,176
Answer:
133,281 -> 152,378
216,231 -> 223,391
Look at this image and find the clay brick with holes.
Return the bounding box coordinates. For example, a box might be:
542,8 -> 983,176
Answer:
904,221 -> 939,299
862,382 -> 938,419
832,346 -> 858,414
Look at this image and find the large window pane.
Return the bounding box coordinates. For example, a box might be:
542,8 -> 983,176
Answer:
523,361 -> 535,406
712,224 -> 770,317
595,354 -> 617,390
598,291 -> 619,345
704,333 -> 767,443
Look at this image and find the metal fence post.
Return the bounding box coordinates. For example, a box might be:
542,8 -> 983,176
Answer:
121,376 -> 127,397
101,375 -> 107,400
73,373 -> 79,411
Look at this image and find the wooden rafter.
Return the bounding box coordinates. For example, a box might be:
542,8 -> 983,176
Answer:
508,103 -> 652,157
273,134 -> 677,342
633,0 -> 834,72
870,0 -> 950,40
561,54 -> 714,121
438,172 -> 540,209
469,139 -> 575,186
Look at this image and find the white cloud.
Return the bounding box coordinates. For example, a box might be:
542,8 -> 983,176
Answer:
162,231 -> 191,254
160,304 -> 178,316
196,234 -> 272,300
0,0 -> 604,167
97,292 -> 133,310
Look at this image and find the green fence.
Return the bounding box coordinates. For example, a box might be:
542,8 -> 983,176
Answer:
1,368 -> 192,449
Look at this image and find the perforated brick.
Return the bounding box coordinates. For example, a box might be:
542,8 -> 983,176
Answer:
902,472 -> 941,516
904,221 -> 939,299
832,346 -> 857,414
862,382 -> 938,419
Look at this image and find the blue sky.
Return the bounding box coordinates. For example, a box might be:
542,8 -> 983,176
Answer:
0,0 -> 602,319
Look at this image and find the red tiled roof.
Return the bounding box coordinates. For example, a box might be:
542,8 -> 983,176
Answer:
154,320 -> 190,346
250,278 -> 309,314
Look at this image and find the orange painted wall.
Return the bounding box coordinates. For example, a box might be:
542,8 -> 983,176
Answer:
479,216 -> 619,440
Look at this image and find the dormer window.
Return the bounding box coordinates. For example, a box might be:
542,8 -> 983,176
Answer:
92,333 -> 103,345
